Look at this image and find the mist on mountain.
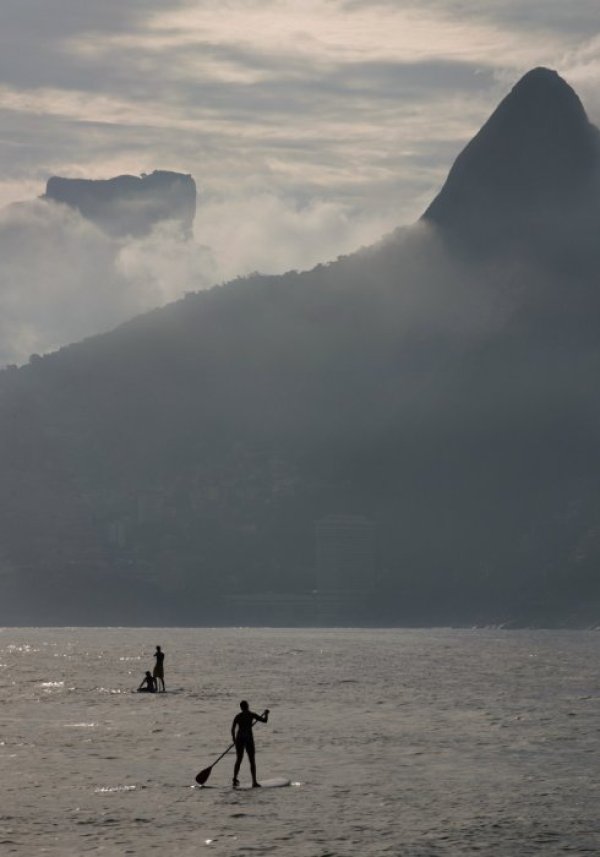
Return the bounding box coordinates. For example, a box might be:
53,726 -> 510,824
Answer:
0,175 -> 217,367
0,176 -> 394,368
1,67 -> 600,626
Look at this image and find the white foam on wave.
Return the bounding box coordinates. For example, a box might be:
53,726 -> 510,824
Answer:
94,785 -> 138,794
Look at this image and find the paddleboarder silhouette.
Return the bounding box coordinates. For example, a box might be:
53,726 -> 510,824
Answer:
153,645 -> 165,692
231,700 -> 269,788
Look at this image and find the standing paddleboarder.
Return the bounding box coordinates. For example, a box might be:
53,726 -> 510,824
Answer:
231,700 -> 269,788
153,645 -> 165,692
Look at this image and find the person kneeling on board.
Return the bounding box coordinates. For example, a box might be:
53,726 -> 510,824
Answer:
137,671 -> 157,693
231,700 -> 269,788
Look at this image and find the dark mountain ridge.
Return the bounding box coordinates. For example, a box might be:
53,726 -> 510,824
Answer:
2,68 -> 600,626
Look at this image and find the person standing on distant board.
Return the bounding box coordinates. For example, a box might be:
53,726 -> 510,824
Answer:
153,645 -> 165,692
231,700 -> 269,788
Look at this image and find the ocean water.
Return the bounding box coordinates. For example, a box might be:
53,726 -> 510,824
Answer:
1,627 -> 600,856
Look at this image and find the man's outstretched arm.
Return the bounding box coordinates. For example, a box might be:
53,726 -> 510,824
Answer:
251,709 -> 270,723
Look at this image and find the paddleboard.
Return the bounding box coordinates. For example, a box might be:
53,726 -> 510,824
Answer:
234,777 -> 291,790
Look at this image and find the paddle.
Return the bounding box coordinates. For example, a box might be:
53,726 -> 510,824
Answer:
195,710 -> 268,786
195,742 -> 235,785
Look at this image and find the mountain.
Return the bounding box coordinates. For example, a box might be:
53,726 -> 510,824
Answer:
44,170 -> 197,238
1,68 -> 600,626
423,67 -> 600,254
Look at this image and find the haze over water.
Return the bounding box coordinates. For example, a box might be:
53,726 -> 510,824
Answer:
2,627 -> 600,855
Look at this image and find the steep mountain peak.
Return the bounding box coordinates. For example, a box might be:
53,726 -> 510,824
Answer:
513,66 -> 571,94
500,66 -> 589,129
422,68 -> 599,245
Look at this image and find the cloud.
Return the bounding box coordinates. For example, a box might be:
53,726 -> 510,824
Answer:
195,192 -> 398,280
342,0 -> 600,39
0,201 -> 121,364
0,187 -> 403,366
0,199 -> 215,366
2,0 -> 598,211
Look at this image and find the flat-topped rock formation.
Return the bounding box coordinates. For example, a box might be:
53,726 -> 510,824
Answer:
44,170 -> 196,238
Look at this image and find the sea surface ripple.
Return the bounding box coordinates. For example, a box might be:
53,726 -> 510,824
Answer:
1,627 -> 600,855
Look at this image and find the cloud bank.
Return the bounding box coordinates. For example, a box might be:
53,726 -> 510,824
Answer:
0,189 -> 399,366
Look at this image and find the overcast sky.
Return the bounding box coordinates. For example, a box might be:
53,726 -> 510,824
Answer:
0,1 -> 599,364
